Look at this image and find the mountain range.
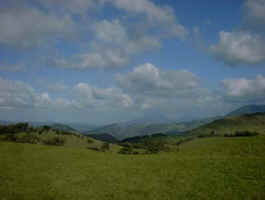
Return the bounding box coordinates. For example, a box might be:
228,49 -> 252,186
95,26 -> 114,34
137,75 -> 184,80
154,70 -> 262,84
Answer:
84,104 -> 265,140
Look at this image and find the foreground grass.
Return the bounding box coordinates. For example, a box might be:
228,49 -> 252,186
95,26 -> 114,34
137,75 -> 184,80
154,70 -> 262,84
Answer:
0,136 -> 265,200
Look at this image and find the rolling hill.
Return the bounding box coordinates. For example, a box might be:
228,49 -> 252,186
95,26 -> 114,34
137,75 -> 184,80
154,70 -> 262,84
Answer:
188,112 -> 265,136
227,104 -> 265,117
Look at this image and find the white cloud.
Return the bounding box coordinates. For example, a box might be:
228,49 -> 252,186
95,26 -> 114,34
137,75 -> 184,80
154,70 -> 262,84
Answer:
0,78 -> 35,109
53,48 -> 129,69
0,78 -> 73,110
73,83 -> 134,109
37,0 -> 97,14
117,63 -> 200,97
209,0 -> 265,66
52,19 -> 161,69
92,19 -> 128,44
223,75 -> 265,102
210,31 -> 265,65
115,63 -> 222,118
104,0 -> 188,39
0,0 -> 187,70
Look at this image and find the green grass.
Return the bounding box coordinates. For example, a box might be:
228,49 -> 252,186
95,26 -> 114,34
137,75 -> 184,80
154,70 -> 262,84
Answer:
1,135 -> 265,200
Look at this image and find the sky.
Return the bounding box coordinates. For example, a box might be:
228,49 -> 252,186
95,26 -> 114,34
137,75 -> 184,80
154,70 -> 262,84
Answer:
0,0 -> 265,124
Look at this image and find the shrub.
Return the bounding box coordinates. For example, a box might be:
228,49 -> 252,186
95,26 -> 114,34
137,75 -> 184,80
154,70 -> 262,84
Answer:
42,135 -> 65,146
87,147 -> 101,151
0,123 -> 29,134
87,138 -> 94,144
144,140 -> 169,154
14,132 -> 40,144
100,142 -> 110,152
118,144 -> 137,155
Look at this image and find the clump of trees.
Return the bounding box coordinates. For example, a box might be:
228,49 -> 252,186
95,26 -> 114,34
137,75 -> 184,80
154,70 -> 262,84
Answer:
118,139 -> 170,155
0,123 -> 30,134
0,123 -> 68,146
87,138 -> 94,144
100,142 -> 110,152
119,143 -> 139,155
87,142 -> 111,152
42,135 -> 66,146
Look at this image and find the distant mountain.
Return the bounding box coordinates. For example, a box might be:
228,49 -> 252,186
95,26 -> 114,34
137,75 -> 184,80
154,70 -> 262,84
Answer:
123,114 -> 173,125
86,133 -> 118,143
68,123 -> 99,133
50,123 -> 77,132
227,105 -> 265,117
85,117 -> 219,140
188,112 -> 265,136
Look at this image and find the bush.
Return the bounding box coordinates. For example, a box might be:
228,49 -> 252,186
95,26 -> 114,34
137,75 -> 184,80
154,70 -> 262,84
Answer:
87,138 -> 94,144
144,140 -> 169,154
118,144 -> 139,155
0,123 -> 29,134
87,147 -> 101,151
100,142 -> 110,152
42,135 -> 65,146
14,132 -> 40,144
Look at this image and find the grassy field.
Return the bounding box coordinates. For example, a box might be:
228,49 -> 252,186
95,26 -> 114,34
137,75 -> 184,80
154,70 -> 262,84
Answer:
1,135 -> 265,200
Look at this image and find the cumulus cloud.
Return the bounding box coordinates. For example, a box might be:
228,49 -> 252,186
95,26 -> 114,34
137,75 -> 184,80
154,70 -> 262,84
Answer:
0,0 -> 187,70
210,31 -> 265,65
210,0 -> 265,66
103,0 -> 188,39
0,78 -> 35,109
52,19 -> 161,69
0,61 -> 228,122
37,0 -> 97,14
0,78 -> 73,110
223,75 -> 265,102
117,63 -> 200,96
73,83 -> 134,109
52,49 -> 129,69
116,63 -> 221,117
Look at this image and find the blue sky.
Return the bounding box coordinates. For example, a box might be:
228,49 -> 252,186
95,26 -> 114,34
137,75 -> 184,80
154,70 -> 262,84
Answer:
0,0 -> 265,124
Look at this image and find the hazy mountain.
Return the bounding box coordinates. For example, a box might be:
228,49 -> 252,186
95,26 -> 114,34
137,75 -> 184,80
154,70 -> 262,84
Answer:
50,123 -> 77,132
227,105 -> 265,117
67,123 -> 99,133
85,116 -> 220,140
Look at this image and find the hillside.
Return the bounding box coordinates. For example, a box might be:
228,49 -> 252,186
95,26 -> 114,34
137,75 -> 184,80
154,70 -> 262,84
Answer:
188,112 -> 265,136
1,135 -> 264,200
0,123 -> 118,151
227,105 -> 265,117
